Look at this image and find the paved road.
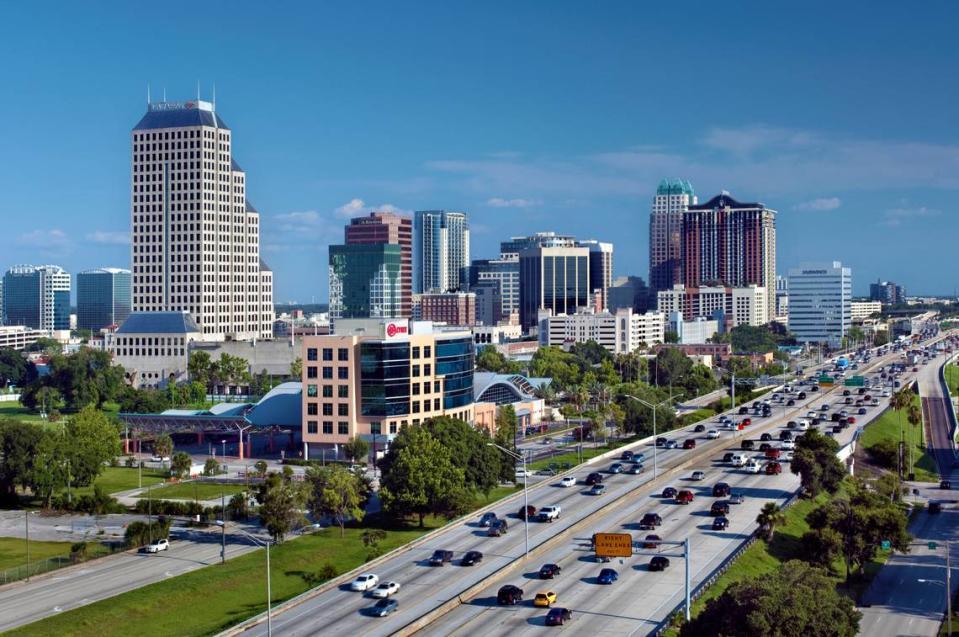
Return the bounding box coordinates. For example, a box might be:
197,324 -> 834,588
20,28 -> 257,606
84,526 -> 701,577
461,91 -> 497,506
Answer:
0,525 -> 262,631
918,346 -> 959,482
230,344 -> 917,637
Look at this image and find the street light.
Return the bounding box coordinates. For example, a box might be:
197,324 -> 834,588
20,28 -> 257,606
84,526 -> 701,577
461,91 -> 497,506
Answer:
229,525 -> 274,637
488,442 -> 529,561
221,439 -> 227,459
622,393 -> 679,479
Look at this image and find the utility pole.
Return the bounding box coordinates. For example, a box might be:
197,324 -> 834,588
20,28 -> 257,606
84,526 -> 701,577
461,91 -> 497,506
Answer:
25,511 -> 30,581
684,538 -> 691,622
948,541 -> 953,637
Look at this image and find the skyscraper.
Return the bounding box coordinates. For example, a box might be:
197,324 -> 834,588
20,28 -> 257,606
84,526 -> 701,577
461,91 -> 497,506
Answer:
131,97 -> 273,341
329,244 -> 402,320
579,240 -> 613,310
787,262 -> 852,347
682,192 -> 777,320
2,265 -> 71,330
649,178 -> 696,294
464,257 -> 520,320
77,268 -> 132,331
869,279 -> 907,305
518,244 -> 591,331
345,212 -> 412,317
413,210 -> 469,293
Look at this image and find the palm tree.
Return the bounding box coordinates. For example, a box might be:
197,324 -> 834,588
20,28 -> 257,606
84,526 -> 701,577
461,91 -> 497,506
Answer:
890,388 -> 913,476
756,502 -> 786,541
907,401 -> 923,469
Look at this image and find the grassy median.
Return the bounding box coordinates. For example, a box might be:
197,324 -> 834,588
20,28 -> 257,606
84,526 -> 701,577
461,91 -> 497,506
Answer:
137,482 -> 248,501
860,396 -> 938,482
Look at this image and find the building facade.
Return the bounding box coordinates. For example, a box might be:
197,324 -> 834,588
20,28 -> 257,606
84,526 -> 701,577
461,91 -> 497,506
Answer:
329,244 -> 402,321
669,313 -> 720,345
519,245 -> 591,331
345,212 -> 412,317
131,98 -> 273,341
850,300 -> 882,321
107,312 -> 201,388
539,308 -> 665,354
579,240 -> 613,310
656,284 -> 768,328
608,275 -> 651,314
464,257 -> 520,320
299,319 -> 475,459
2,265 -> 70,331
419,292 -> 477,326
77,268 -> 132,332
682,192 -> 776,320
869,279 -> 906,305
649,178 -> 696,294
0,326 -> 50,351
787,262 -> 852,347
413,210 -> 469,293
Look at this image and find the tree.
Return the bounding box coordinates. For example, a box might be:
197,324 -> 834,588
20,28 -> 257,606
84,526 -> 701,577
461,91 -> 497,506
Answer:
681,560 -> 861,637
664,330 -> 680,344
475,347 -> 521,374
203,457 -> 219,476
729,324 -> 781,354
31,432 -> 69,507
256,471 -> 308,542
254,460 -> 268,477
289,357 -> 303,379
0,419 -> 44,504
170,451 -> 192,479
343,436 -> 370,464
228,492 -> 250,520
873,331 -> 890,347
756,502 -> 786,541
153,433 -> 174,459
865,438 -> 898,469
188,351 -> 213,387
890,388 -> 913,475
118,387 -> 171,414
306,465 -> 365,537
65,406 -> 120,487
0,348 -> 27,388
493,405 -> 518,482
790,429 -> 846,497
529,346 -> 580,389
426,416 -> 500,496
211,353 -> 252,391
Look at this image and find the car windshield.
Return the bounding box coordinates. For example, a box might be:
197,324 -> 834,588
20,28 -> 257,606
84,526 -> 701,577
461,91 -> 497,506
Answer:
375,600 -> 391,607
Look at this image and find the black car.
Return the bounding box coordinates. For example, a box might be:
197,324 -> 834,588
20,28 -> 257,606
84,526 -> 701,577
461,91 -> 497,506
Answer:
858,408 -> 867,415
941,480 -> 952,490
649,556 -> 670,571
621,450 -> 634,461
738,406 -> 749,414
930,502 -> 943,514
640,512 -> 662,529
538,563 -> 562,579
760,433 -> 772,441
655,437 -> 668,447
787,399 -> 796,406
797,392 -> 807,399
712,516 -> 730,530
429,549 -> 453,565
585,472 -> 604,486
831,413 -> 841,422
545,607 -> 573,626
662,486 -> 677,499
741,440 -> 755,450
694,424 -> 706,433
722,452 -> 735,463
488,519 -> 509,537
779,431 -> 793,441
461,550 -> 483,566
832,425 -> 843,434
759,442 -> 771,451
712,482 -> 731,497
497,585 -> 523,605
843,389 -> 851,396
710,501 -> 730,516
787,421 -> 798,429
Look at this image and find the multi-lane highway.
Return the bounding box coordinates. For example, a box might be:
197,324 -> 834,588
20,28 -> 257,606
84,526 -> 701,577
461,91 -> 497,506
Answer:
228,340 -> 932,637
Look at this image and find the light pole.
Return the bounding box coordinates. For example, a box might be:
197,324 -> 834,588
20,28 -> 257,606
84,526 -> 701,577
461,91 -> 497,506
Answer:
623,394 -> 678,479
918,577 -> 951,636
221,439 -> 227,459
229,526 -> 273,637
488,442 -> 529,561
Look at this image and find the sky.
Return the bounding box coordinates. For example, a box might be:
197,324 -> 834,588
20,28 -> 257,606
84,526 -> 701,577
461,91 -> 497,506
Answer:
0,1 -> 957,302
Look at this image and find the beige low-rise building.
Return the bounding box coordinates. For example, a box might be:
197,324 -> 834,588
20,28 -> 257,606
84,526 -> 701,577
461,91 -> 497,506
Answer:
107,312 -> 200,388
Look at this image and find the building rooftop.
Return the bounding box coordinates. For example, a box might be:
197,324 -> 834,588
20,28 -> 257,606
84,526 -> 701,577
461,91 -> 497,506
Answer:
656,178 -> 695,196
688,192 -> 765,211
133,100 -> 229,131
116,312 -> 201,334
79,267 -> 131,275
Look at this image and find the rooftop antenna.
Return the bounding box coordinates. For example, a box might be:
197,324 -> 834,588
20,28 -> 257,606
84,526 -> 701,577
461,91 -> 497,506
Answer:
212,82 -> 216,110
163,86 -> 167,102
197,80 -> 201,101
147,83 -> 151,104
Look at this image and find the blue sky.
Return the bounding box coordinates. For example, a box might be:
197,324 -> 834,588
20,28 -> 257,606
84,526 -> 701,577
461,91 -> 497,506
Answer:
0,1 -> 956,302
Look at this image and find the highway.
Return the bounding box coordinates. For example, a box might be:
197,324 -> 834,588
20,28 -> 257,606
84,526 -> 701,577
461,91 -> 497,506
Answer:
230,342 -> 926,637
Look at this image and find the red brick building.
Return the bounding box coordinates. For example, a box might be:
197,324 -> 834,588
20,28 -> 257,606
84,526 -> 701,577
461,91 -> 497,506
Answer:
345,212 -> 412,317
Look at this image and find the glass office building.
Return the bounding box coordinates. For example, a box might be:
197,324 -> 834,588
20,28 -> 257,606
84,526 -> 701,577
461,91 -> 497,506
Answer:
787,262 -> 852,347
518,246 -> 590,331
329,244 -> 402,321
77,268 -> 132,331
2,264 -> 71,330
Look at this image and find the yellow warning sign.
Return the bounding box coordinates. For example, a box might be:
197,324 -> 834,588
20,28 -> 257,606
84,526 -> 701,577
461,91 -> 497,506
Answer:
593,532 -> 633,558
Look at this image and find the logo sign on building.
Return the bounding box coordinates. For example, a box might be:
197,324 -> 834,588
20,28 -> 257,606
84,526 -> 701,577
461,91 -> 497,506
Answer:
384,319 -> 410,340
593,532 -> 633,558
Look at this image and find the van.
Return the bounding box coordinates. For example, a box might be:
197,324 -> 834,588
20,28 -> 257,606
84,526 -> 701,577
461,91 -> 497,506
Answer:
744,459 -> 762,474
731,453 -> 747,467
797,419 -> 810,431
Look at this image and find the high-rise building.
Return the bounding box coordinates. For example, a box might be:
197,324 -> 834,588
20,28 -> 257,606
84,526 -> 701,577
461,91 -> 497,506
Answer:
681,192 -> 777,320
538,307 -> 665,354
656,284 -> 768,329
500,232 -> 576,257
419,292 -> 476,326
579,240 -> 613,310
77,268 -> 132,331
608,276 -> 650,314
345,212 -> 412,317
464,257 -> 520,319
649,178 -> 696,294
869,279 -> 907,305
413,210 -> 470,293
2,265 -> 71,331
329,244 -> 402,321
472,281 -> 503,326
518,244 -> 591,331
131,98 -> 273,341
787,262 -> 852,347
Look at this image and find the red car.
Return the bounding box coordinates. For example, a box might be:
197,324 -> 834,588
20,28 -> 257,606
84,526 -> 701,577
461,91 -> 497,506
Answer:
643,534 -> 661,549
741,418 -> 752,427
675,490 -> 694,504
765,461 -> 782,475
683,439 -> 696,449
847,416 -> 857,425
764,448 -> 781,459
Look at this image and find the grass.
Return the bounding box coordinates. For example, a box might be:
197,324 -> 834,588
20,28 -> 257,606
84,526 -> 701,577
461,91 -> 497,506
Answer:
678,408 -> 715,427
860,396 -> 939,482
0,537 -> 76,571
0,402 -> 52,426
137,482 -> 248,501
945,365 -> 959,397
528,443 -> 619,472
6,523 -> 433,637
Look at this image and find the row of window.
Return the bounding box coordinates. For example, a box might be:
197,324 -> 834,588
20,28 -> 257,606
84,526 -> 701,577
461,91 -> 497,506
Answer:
306,347 -> 349,362
306,384 -> 349,398
306,366 -> 349,380
307,402 -> 349,417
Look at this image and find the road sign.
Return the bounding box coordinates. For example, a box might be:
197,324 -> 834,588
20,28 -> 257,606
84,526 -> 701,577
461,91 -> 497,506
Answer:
593,532 -> 633,558
844,375 -> 865,387
881,540 -> 891,550
929,542 -> 938,550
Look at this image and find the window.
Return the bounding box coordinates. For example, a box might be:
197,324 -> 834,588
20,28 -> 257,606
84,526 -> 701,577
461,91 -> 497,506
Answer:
338,348 -> 349,361
412,346 -> 421,359
370,422 -> 382,435
412,401 -> 420,413
307,403 -> 318,416
322,403 -> 333,416
338,367 -> 349,380
412,383 -> 420,395
307,384 -> 317,398
338,404 -> 349,417
307,366 -> 318,379
412,364 -> 420,377
389,422 -> 398,434
322,348 -> 333,361
307,421 -> 318,434
434,398 -> 440,410
322,367 -> 333,379
307,348 -> 318,362
424,345 -> 432,357
338,422 -> 349,435
434,380 -> 441,393
424,364 -> 432,376
322,421 -> 333,434
322,385 -> 333,398
338,385 -> 348,398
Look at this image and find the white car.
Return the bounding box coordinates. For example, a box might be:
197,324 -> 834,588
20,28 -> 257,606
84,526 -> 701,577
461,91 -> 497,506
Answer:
781,440 -> 796,450
144,538 -> 169,553
781,451 -> 794,462
515,468 -> 532,479
744,460 -> 762,474
559,476 -> 577,488
350,573 -> 380,592
150,455 -> 170,463
706,430 -> 720,439
370,581 -> 401,598
690,470 -> 706,481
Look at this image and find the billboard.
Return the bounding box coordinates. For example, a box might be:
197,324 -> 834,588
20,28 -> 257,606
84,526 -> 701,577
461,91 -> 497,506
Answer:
593,532 -> 633,558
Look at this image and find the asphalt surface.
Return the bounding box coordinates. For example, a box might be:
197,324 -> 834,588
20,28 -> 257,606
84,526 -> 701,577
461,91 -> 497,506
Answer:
919,348 -> 959,482
232,343 -> 919,637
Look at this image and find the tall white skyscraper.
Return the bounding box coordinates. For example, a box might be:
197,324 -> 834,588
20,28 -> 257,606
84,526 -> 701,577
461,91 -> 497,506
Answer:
131,98 -> 274,340
413,210 -> 469,293
649,178 -> 696,295
787,262 -> 852,347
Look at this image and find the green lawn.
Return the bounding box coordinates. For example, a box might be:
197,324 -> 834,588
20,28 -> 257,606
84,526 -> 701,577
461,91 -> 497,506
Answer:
860,397 -> 939,482
945,365 -> 959,397
137,482 -> 248,501
7,524 -> 432,637
0,401 -> 53,426
678,408 -> 715,427
0,537 -> 76,571
528,443 -> 619,472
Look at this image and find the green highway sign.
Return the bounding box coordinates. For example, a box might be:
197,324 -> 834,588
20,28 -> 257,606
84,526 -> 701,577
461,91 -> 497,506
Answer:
929,542 -> 938,550
881,540 -> 891,550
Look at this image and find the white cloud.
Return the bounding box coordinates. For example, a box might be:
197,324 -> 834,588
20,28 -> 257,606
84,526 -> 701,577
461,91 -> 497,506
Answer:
794,197 -> 842,211
86,230 -> 130,245
334,198 -> 367,218
19,228 -> 71,248
486,197 -> 542,208
331,198 -> 412,218
881,206 -> 941,227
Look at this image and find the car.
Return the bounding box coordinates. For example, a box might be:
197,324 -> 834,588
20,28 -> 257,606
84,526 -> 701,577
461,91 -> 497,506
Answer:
539,563 -> 562,579
585,472 -> 604,485
781,440 -> 796,450
370,581 -> 401,598
858,407 -> 867,415
765,448 -> 781,459
488,519 -> 509,536
559,476 -> 577,488
676,489 -> 694,504
728,492 -> 745,505
515,468 -> 533,479
370,598 -> 399,617
712,482 -> 731,497
643,534 -> 661,549
781,450 -> 794,462
821,403 -> 830,411
666,440 -> 679,449
843,389 -> 851,396
534,591 -> 558,607
545,607 -> 573,626
738,406 -> 749,414
655,437 -> 668,447
497,585 -> 524,605
640,512 -> 663,529
350,573 -> 380,591
687,470 -> 705,482
518,505 -> 537,520
597,568 -> 618,585
608,463 -> 625,474
633,452 -> 647,463
478,512 -> 498,527
930,502 -> 943,514
538,506 -> 562,522
621,450 -> 635,461
744,459 -> 762,474
779,431 -> 793,441
847,416 -> 857,425
722,452 -> 736,463
429,549 -> 453,565
662,486 -> 677,499
741,440 -> 755,450
589,483 -> 607,496
759,443 -> 772,451
760,432 -> 773,441
786,421 -> 798,429
765,461 -> 783,475
941,480 -> 953,490
461,550 -> 483,566
712,516 -> 730,530
710,500 -> 731,516
694,423 -> 707,432
741,418 -> 752,427
649,556 -> 670,571
150,455 -> 170,463
541,437 -> 552,445
707,430 -> 720,439
144,538 -> 169,553
787,399 -> 796,406
682,439 -> 697,450
626,463 -> 645,475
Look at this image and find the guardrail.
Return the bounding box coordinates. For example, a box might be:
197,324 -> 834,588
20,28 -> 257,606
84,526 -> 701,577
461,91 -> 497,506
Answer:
938,353 -> 959,449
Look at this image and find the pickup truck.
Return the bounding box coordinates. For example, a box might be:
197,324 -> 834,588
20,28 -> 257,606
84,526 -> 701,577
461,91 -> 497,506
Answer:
538,505 -> 561,522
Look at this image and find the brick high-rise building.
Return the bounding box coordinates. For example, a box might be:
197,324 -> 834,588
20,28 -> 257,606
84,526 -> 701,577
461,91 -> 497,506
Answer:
649,178 -> 696,294
345,212 -> 412,317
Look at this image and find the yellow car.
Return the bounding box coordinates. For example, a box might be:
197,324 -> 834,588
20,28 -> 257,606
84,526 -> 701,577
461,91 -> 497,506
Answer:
534,591 -> 558,607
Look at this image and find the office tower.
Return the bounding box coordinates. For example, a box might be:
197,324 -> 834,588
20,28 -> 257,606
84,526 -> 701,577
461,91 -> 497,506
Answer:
869,279 -> 907,305
787,262 -> 852,347
656,284 -> 768,328
500,232 -> 576,257
682,192 -> 777,320
518,244 -> 591,331
328,244 -> 402,320
649,178 -> 696,294
472,281 -> 502,326
345,212 -> 412,317
608,276 -> 650,314
579,240 -> 613,310
131,97 -> 274,341
465,257 -> 520,319
413,210 -> 469,293
77,268 -> 132,331
2,265 -> 70,330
